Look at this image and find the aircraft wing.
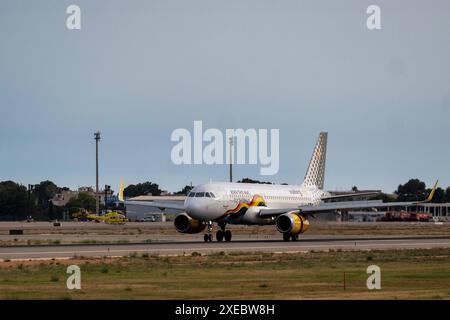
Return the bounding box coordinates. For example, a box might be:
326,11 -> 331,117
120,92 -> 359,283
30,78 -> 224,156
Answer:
321,191 -> 381,201
125,200 -> 185,211
258,200 -> 423,217
259,180 -> 439,218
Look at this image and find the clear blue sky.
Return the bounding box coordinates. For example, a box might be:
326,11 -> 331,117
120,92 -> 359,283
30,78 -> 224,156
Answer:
1,0 -> 449,193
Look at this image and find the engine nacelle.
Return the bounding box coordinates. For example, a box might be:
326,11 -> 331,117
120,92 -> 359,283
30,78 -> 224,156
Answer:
174,213 -> 206,234
276,212 -> 310,235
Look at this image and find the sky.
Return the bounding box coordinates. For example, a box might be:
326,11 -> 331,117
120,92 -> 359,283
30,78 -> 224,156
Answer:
1,0 -> 449,194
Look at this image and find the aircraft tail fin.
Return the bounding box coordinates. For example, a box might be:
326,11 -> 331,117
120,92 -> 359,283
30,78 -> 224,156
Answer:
425,180 -> 439,202
302,132 -> 327,190
118,178 -> 124,202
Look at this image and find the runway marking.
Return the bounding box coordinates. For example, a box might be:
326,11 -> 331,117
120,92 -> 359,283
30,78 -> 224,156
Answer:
2,241 -> 450,257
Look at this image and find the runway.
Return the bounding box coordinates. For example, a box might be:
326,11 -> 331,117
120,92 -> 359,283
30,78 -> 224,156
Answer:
1,235 -> 450,260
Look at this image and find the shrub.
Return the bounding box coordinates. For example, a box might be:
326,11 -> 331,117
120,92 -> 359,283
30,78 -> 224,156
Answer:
100,266 -> 109,274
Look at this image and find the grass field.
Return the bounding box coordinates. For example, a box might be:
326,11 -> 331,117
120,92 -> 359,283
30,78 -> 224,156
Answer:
0,248 -> 450,299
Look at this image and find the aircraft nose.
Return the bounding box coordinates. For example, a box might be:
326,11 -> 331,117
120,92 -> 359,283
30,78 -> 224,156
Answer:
185,198 -> 208,219
185,198 -> 199,215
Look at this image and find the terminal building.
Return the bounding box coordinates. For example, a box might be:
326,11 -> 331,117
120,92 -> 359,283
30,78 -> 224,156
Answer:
346,203 -> 450,222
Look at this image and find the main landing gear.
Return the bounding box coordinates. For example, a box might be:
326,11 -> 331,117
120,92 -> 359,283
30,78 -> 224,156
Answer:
204,222 -> 232,242
216,222 -> 232,242
283,233 -> 298,241
217,222 -> 232,242
216,230 -> 232,242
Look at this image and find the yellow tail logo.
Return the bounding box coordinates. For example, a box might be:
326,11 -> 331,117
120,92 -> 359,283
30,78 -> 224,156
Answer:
426,180 -> 439,202
118,178 -> 124,202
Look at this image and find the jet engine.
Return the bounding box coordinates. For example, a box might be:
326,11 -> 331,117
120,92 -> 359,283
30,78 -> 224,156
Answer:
174,213 -> 206,234
276,212 -> 310,235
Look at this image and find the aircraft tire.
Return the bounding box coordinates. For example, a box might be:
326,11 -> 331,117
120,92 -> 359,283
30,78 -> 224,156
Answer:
224,230 -> 232,242
216,230 -> 224,242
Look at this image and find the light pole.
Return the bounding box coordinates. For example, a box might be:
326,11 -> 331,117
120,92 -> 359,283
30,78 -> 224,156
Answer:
27,184 -> 35,220
229,136 -> 233,182
94,131 -> 101,215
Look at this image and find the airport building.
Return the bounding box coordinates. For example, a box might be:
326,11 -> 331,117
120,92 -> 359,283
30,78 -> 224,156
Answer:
50,190 -> 79,207
346,203 -> 450,222
51,187 -> 114,207
410,203 -> 450,220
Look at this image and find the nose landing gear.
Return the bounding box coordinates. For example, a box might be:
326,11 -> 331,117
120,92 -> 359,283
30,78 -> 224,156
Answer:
204,221 -> 213,242
204,233 -> 212,242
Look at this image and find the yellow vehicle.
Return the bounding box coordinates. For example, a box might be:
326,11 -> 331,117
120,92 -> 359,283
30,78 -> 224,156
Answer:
87,211 -> 128,224
104,211 -> 128,224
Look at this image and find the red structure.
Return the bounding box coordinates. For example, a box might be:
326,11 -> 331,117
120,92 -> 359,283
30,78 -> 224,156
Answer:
380,211 -> 432,222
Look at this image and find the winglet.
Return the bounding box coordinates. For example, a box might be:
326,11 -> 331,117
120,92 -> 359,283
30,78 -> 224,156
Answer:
118,178 -> 124,202
426,180 -> 439,202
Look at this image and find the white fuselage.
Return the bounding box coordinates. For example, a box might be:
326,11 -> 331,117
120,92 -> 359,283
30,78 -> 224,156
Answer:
184,182 -> 329,225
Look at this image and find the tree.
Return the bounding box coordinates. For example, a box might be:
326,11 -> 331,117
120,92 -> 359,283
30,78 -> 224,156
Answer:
32,180 -> 64,220
123,181 -> 162,197
66,192 -> 96,212
395,179 -> 427,202
352,186 -> 359,192
446,187 -> 450,203
0,181 -> 34,220
175,185 -> 193,195
33,180 -> 58,206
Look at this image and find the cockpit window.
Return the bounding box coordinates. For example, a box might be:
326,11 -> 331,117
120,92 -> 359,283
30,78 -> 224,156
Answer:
188,192 -> 196,197
205,192 -> 211,198
209,192 -> 215,198
195,192 -> 205,197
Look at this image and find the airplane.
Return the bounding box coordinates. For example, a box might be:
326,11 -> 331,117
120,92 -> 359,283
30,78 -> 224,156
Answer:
122,132 -> 438,242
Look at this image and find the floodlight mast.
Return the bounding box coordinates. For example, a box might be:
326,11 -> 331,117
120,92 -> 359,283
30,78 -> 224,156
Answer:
94,131 -> 101,215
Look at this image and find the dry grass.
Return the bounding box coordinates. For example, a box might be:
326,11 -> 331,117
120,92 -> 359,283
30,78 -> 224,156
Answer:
0,248 -> 449,299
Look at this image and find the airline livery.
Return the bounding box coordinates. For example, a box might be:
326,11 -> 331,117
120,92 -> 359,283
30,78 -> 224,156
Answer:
124,132 -> 438,242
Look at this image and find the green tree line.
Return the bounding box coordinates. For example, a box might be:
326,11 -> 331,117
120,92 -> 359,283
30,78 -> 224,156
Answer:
1,178 -> 449,220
